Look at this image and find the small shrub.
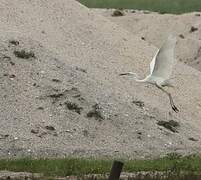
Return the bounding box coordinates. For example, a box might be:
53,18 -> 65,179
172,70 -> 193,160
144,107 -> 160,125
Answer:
45,126 -> 56,131
9,40 -> 19,46
14,50 -> 35,59
65,101 -> 83,114
112,9 -> 124,16
132,100 -> 145,108
87,104 -> 104,121
190,26 -> 198,33
188,137 -> 198,141
179,34 -> 185,39
157,120 -> 180,133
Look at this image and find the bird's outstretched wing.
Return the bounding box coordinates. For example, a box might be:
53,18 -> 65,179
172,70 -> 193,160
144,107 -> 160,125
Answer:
149,48 -> 159,75
150,35 -> 177,80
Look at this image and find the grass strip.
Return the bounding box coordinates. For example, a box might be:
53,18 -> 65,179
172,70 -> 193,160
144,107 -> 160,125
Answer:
78,0 -> 201,14
0,154 -> 201,177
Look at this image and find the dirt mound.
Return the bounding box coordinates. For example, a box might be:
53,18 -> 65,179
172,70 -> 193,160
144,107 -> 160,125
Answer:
95,9 -> 201,71
0,1 -> 201,158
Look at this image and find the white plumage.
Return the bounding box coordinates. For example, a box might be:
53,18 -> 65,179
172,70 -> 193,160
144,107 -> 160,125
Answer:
120,35 -> 179,112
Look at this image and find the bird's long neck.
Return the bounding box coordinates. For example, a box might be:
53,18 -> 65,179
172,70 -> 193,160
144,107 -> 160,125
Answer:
135,78 -> 147,82
133,74 -> 147,83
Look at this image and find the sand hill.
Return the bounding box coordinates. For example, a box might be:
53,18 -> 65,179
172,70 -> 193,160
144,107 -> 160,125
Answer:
94,9 -> 201,71
0,0 -> 201,159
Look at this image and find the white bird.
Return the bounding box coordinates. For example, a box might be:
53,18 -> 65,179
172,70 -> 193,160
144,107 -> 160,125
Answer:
120,35 -> 179,112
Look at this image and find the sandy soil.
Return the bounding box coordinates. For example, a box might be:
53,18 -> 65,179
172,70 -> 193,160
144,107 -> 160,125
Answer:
94,9 -> 201,71
0,0 -> 201,159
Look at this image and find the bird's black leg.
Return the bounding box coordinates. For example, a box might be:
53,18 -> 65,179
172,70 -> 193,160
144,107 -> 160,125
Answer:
155,84 -> 179,113
168,93 -> 179,113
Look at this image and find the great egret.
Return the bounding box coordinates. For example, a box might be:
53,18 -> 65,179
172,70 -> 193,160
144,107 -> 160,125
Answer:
120,35 -> 179,112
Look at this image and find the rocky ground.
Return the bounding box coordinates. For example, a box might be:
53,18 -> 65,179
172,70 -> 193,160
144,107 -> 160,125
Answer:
94,8 -> 201,71
0,0 -> 201,159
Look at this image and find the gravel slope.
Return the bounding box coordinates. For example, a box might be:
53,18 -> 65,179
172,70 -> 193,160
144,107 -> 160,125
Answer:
0,0 -> 201,159
94,9 -> 201,71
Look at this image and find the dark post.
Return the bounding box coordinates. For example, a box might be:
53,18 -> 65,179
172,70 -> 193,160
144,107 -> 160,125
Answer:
108,160 -> 124,180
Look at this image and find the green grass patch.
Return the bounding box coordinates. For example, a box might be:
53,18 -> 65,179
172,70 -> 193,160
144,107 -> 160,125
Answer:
78,0 -> 201,14
0,158 -> 111,177
125,154 -> 201,172
1,154 -> 201,178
